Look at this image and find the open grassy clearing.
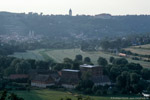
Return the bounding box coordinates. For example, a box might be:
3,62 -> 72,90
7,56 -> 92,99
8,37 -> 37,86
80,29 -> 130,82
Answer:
125,44 -> 150,55
44,49 -> 119,64
132,44 -> 150,49
10,89 -> 144,100
123,44 -> 150,68
125,48 -> 150,55
8,50 -> 45,61
43,49 -> 150,68
10,48 -> 150,68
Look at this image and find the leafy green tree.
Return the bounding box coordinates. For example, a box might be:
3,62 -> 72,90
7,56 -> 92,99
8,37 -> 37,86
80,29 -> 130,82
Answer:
63,58 -> 73,64
116,71 -> 130,93
84,88 -> 93,94
95,90 -> 102,96
100,40 -> 110,50
126,63 -> 143,71
53,63 -> 64,71
113,58 -> 128,65
72,62 -> 80,70
35,61 -> 49,70
97,57 -> 108,66
141,68 -> 150,80
8,93 -> 24,100
147,85 -> 150,92
109,67 -> 121,82
64,97 -> 72,100
84,57 -> 91,64
26,59 -> 36,69
15,60 -> 31,74
109,57 -> 115,63
4,67 -> 15,76
84,96 -> 93,100
75,55 -> 83,62
77,80 -> 94,91
0,90 -> 7,100
77,95 -> 83,100
10,59 -> 21,67
130,73 -> 140,84
63,64 -> 72,69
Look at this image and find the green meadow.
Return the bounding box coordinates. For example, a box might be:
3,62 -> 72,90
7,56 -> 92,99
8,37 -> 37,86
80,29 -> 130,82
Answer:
125,44 -> 150,55
10,89 -> 145,100
9,48 -> 150,68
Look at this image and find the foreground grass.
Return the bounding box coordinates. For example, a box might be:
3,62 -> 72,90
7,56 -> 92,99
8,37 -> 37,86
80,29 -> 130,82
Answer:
11,89 -> 147,100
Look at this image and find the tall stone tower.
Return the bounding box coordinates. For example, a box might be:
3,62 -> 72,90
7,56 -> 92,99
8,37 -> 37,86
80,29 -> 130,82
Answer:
69,9 -> 72,16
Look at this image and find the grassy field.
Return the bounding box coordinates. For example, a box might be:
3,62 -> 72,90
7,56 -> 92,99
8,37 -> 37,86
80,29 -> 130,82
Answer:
131,44 -> 150,49
8,50 -> 45,61
9,48 -> 150,68
9,49 -> 120,64
125,44 -> 150,55
123,44 -> 150,68
44,49 -> 118,64
10,89 -> 145,100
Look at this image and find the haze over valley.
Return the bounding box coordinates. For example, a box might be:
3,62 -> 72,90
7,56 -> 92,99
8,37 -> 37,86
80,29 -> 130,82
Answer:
0,1 -> 150,100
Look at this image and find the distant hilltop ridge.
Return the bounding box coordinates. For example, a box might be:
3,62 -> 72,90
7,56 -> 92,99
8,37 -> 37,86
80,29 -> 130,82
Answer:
0,11 -> 150,16
95,13 -> 112,19
0,11 -> 150,39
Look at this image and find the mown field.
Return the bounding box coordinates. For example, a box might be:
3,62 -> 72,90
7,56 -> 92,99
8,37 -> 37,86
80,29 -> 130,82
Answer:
9,50 -> 45,61
10,89 -> 145,100
125,44 -> 150,55
9,48 -> 150,68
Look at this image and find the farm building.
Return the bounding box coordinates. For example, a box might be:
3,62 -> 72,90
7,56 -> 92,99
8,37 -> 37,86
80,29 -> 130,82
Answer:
29,69 -> 60,81
30,65 -> 111,89
8,74 -> 29,83
142,92 -> 150,98
80,64 -> 111,86
80,64 -> 103,77
31,74 -> 55,88
8,74 -> 29,80
60,69 -> 80,89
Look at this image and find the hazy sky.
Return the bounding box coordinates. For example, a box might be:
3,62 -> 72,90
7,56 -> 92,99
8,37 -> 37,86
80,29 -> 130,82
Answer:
0,0 -> 150,15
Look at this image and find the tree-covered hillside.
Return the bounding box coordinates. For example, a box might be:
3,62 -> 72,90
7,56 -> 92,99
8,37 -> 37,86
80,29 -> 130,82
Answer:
0,12 -> 150,39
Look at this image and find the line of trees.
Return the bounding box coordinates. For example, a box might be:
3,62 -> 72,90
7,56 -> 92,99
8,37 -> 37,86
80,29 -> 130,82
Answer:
0,56 -> 53,76
1,53 -> 150,96
0,90 -> 24,100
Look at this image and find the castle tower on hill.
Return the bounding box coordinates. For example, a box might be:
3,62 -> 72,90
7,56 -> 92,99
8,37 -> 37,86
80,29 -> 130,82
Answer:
69,9 -> 72,16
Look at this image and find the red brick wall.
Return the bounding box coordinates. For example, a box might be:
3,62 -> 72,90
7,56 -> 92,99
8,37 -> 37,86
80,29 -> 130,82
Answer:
61,71 -> 80,79
80,66 -> 103,77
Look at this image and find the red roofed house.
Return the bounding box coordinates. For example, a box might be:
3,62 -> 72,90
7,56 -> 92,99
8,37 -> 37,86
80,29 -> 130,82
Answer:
80,64 -> 111,86
31,74 -> 55,88
80,64 -> 103,77
9,74 -> 29,80
8,74 -> 29,83
60,69 -> 80,89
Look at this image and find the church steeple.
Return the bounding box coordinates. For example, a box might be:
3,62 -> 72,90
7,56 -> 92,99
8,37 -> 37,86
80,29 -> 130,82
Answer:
69,9 -> 72,16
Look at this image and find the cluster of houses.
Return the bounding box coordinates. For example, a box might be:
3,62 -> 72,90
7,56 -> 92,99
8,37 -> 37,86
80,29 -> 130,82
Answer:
7,64 -> 111,89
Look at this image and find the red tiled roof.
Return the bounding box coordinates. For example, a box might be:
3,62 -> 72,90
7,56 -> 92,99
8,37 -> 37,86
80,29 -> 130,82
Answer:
31,74 -> 54,83
9,74 -> 28,80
